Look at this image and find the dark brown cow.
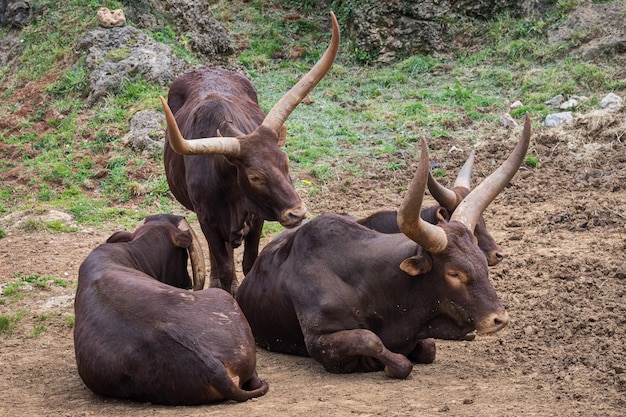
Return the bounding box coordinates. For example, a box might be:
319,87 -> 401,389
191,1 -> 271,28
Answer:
160,12 -> 340,294
236,115 -> 531,378
74,214 -> 268,405
357,150 -> 504,266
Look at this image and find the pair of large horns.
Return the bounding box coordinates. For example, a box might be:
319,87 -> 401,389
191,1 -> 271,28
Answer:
398,114 -> 531,253
160,11 -> 341,157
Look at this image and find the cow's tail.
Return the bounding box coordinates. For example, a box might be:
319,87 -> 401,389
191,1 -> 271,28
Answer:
214,368 -> 269,402
233,370 -> 270,401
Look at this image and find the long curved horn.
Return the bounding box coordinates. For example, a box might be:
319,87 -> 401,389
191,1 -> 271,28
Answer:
427,150 -> 474,210
260,11 -> 340,133
397,139 -> 448,253
160,96 -> 241,156
453,150 -> 474,190
177,218 -> 206,291
451,113 -> 531,232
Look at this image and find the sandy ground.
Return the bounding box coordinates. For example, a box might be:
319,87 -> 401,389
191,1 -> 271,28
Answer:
1,107 -> 625,416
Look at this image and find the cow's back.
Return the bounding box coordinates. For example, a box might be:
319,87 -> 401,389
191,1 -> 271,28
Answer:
75,269 -> 261,404
167,67 -> 260,115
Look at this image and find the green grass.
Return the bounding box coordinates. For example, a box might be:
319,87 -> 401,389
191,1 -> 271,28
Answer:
0,311 -> 26,336
0,0 -> 624,229
1,273 -> 68,299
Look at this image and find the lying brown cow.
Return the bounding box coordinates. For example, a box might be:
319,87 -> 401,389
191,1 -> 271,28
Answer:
236,115 -> 530,378
74,214 -> 268,405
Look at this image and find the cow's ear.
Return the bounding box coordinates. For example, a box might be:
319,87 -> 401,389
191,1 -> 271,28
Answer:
436,207 -> 449,223
219,121 -> 244,138
170,229 -> 192,249
400,254 -> 433,276
106,231 -> 134,243
277,124 -> 287,146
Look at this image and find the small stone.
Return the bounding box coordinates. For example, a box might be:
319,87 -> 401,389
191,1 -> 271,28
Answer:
600,92 -> 623,110
509,100 -> 523,109
545,112 -> 573,127
500,113 -> 518,128
545,94 -> 564,106
559,98 -> 579,110
97,7 -> 126,28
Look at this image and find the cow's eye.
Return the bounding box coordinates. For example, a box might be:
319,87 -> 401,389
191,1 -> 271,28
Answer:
248,172 -> 267,186
446,271 -> 469,286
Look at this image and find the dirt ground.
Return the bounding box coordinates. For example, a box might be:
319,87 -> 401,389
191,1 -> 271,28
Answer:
1,106 -> 625,416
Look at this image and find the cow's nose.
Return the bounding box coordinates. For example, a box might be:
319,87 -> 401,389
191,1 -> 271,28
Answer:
487,250 -> 505,266
478,310 -> 509,335
281,206 -> 308,228
492,311 -> 509,330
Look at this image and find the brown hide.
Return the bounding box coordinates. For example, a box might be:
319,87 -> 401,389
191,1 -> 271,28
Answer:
161,13 -> 340,294
74,214 -> 268,405
237,116 -> 531,378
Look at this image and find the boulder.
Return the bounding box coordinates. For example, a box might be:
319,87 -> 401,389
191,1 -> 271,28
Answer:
77,26 -> 191,104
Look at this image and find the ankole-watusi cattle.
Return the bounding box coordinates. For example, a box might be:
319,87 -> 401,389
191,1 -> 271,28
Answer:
74,214 -> 268,405
236,114 -> 531,378
159,12 -> 340,294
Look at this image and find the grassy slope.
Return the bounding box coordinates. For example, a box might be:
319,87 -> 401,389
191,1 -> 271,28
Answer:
0,0 -> 625,236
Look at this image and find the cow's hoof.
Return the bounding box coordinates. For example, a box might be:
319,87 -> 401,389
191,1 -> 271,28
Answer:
383,354 -> 413,379
409,338 -> 436,364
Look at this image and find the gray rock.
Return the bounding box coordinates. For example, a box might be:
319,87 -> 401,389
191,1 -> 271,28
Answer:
548,1 -> 626,63
347,0 -> 551,62
122,109 -> 165,156
545,94 -> 564,106
545,112 -> 573,127
0,0 -> 33,28
77,26 -> 191,104
157,0 -> 234,58
501,113 -> 518,128
559,98 -> 579,110
599,93 -> 623,110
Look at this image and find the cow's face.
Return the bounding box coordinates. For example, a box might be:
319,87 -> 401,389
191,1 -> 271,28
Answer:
474,215 -> 504,266
234,126 -> 307,228
402,220 -> 509,339
421,205 -> 503,266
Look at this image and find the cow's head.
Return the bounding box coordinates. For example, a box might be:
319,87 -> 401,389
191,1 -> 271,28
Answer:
107,214 -> 206,290
397,114 -> 530,338
427,151 -> 504,266
160,12 -> 340,228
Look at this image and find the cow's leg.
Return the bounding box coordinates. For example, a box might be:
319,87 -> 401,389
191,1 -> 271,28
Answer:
200,223 -> 238,295
407,338 -> 436,364
242,217 -> 263,276
207,245 -> 221,289
305,329 -> 413,378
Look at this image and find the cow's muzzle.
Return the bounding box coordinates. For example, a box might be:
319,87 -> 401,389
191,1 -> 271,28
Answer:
280,205 -> 308,228
486,249 -> 505,266
476,310 -> 510,335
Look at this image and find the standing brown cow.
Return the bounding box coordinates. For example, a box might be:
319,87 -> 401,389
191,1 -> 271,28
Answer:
160,12 -> 340,294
